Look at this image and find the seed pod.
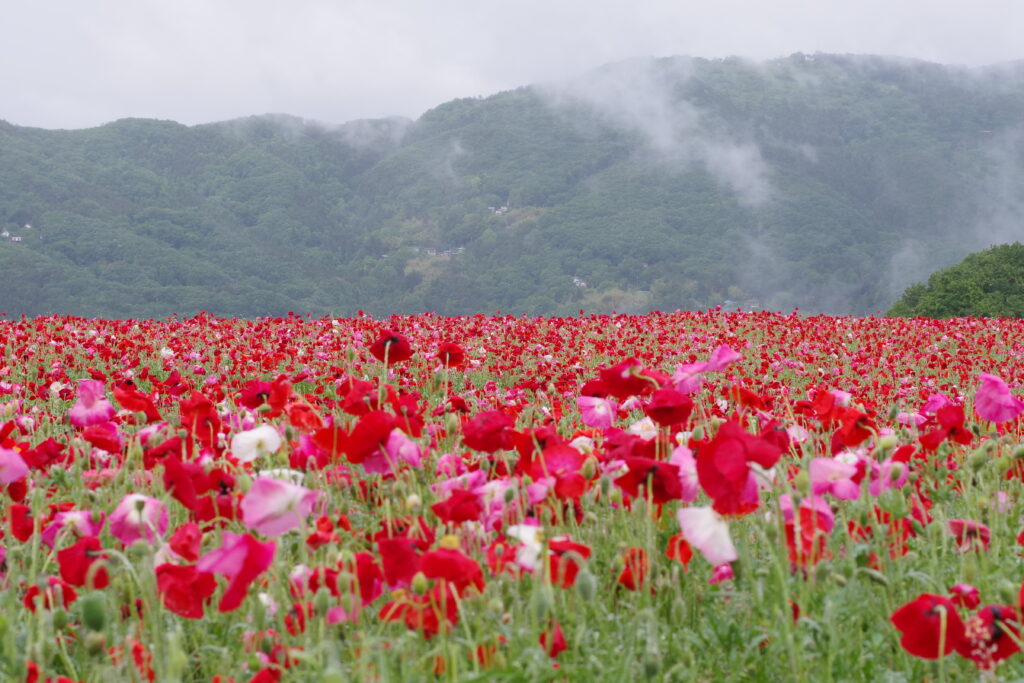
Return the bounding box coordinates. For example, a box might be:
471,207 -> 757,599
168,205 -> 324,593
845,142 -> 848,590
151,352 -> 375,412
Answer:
80,593 -> 106,632
576,569 -> 597,602
856,567 -> 889,587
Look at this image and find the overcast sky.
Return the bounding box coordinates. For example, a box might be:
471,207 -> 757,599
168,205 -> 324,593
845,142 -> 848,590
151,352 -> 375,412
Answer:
5,0 -> 1024,130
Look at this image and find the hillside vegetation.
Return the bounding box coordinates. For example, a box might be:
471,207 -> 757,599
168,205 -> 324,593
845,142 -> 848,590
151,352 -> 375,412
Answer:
888,242 -> 1024,317
3,54 -> 1024,317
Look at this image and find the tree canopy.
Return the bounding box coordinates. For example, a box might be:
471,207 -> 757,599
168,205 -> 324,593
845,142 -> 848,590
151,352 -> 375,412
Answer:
888,243 -> 1024,318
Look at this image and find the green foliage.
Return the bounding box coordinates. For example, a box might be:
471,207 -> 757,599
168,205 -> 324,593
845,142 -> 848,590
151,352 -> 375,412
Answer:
3,54 -> 1024,316
888,242 -> 1024,317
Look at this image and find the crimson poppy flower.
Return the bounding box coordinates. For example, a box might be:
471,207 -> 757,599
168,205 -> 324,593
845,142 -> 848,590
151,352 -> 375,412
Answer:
956,605 -> 1021,669
644,388 -> 694,427
518,444 -> 589,501
343,410 -> 397,464
9,503 -> 34,542
169,523 -> 203,563
23,576 -> 78,612
617,547 -> 650,591
378,537 -> 421,587
890,593 -> 965,659
437,342 -> 466,367
614,457 -> 683,504
548,536 -> 592,588
431,489 -> 484,525
920,405 -> 973,451
378,581 -> 459,638
57,536 -> 109,588
179,391 -> 222,451
420,546 -> 486,596
948,519 -> 991,553
540,619 -> 568,658
693,420 -> 782,515
369,330 -> 413,364
949,583 -> 981,610
112,380 -> 161,422
462,411 -> 517,453
784,507 -> 832,568
599,358 -> 660,400
663,533 -> 693,569
155,563 -> 218,619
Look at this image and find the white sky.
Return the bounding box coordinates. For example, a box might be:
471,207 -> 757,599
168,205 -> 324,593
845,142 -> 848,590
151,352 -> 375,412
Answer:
5,0 -> 1024,129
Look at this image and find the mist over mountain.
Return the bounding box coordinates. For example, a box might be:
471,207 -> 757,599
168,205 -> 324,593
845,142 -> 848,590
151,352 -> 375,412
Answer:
3,53 -> 1024,317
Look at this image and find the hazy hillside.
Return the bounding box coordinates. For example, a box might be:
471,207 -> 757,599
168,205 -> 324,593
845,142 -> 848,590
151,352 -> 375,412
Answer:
3,53 -> 1024,317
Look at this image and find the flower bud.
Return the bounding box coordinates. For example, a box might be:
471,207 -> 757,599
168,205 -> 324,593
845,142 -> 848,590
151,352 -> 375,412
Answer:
80,593 -> 107,632
84,631 -> 107,656
576,569 -> 597,602
531,587 -> 553,620
503,486 -> 516,504
51,609 -> 69,631
412,572 -> 430,595
581,457 -> 598,480
405,494 -> 422,513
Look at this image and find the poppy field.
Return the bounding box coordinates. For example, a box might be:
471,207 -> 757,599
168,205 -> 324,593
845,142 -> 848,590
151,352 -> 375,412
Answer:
3,309 -> 1024,681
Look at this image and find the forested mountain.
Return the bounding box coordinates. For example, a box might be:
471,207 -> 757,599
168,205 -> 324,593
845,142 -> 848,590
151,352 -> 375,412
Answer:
3,53 -> 1024,317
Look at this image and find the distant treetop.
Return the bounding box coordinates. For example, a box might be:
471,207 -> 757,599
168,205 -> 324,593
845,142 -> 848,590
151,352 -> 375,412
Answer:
888,243 -> 1024,318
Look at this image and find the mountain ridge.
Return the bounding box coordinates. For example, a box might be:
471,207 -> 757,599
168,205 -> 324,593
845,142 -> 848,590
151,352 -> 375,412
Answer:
2,53 -> 1024,317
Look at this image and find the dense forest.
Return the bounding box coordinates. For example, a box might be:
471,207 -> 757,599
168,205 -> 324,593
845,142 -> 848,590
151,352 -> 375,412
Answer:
889,242 -> 1024,317
3,53 -> 1024,317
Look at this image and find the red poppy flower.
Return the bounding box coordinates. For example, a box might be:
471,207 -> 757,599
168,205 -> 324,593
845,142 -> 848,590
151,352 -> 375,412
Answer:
437,342 -> 466,367
540,619 -> 568,658
155,563 -> 218,619
693,420 -> 781,515
613,457 -> 683,504
956,605 -> 1021,669
665,533 -> 693,568
644,388 -> 694,427
420,547 -> 486,596
948,519 -> 991,553
378,581 -> 459,638
57,536 -> 109,588
920,405 -> 973,451
430,489 -> 483,525
462,411 -> 517,453
617,547 -> 650,591
378,537 -> 421,587
548,536 -> 592,589
599,358 -> 660,400
23,576 -> 78,612
890,593 -> 965,659
169,523 -> 203,563
369,331 -> 412,364
112,380 -> 161,422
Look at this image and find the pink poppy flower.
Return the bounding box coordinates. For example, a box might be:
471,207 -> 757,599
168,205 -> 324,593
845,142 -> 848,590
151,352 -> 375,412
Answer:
677,506 -> 738,566
668,445 -> 700,502
0,447 -> 28,484
384,429 -> 421,468
109,494 -> 169,545
810,457 -> 861,500
974,373 -> 1024,423
241,477 -> 322,537
196,532 -> 276,612
869,459 -> 908,496
577,396 -> 618,429
68,380 -> 115,428
41,510 -> 106,549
